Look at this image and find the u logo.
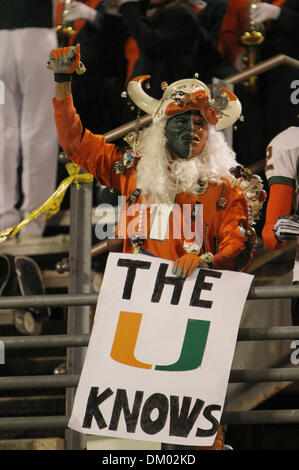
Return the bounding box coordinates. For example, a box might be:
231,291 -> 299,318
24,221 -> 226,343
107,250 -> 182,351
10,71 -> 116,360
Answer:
110,311 -> 210,372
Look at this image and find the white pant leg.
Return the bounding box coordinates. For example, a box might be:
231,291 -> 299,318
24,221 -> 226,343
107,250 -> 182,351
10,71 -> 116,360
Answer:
0,30 -> 22,231
17,28 -> 58,236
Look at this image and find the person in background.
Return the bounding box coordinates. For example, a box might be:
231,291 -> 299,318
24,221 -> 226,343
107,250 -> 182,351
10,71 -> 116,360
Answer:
196,0 -> 234,80
218,0 -> 297,72
61,0 -> 127,134
196,0 -> 228,48
115,0 -> 201,100
0,0 -> 58,238
262,126 -> 299,326
217,0 -> 299,172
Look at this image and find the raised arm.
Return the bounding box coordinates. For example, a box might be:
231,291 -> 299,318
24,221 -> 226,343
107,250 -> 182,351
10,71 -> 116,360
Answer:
49,45 -> 84,155
49,45 -> 124,189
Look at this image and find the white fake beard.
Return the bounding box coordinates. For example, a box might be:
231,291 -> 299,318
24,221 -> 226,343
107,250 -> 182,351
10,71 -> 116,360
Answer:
135,119 -> 238,207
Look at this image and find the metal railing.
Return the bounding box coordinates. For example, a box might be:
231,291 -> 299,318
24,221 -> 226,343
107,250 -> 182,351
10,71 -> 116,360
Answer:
0,54 -> 299,449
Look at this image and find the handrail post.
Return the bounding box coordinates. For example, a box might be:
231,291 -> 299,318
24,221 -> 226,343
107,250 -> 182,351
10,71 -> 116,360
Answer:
65,172 -> 93,450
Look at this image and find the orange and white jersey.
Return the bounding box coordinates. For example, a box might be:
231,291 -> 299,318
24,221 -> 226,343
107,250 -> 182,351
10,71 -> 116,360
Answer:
265,126 -> 299,193
263,126 -> 299,280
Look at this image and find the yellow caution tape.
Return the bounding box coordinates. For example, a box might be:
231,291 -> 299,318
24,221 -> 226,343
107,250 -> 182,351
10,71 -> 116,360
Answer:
0,163 -> 93,244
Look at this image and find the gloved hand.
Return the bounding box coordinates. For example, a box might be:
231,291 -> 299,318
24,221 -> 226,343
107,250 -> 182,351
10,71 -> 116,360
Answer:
63,2 -> 97,23
48,44 -> 82,82
273,215 -> 299,242
172,253 -> 209,279
252,3 -> 281,23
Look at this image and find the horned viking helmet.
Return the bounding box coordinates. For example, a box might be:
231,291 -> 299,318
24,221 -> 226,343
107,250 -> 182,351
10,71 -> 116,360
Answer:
127,75 -> 242,131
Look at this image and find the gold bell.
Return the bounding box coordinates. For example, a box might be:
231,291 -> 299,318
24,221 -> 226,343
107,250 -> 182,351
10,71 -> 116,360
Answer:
216,197 -> 227,209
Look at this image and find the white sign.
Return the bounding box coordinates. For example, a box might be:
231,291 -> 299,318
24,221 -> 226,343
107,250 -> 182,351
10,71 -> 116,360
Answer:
69,253 -> 253,446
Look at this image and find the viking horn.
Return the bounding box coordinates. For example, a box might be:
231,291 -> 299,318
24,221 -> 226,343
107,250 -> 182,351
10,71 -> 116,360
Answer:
127,75 -> 160,116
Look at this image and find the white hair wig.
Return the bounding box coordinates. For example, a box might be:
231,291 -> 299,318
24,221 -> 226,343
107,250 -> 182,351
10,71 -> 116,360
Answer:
135,118 -> 238,206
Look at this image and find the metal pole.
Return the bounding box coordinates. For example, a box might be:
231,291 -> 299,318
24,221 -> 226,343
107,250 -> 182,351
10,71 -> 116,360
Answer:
2,409 -> 299,431
1,368 -> 299,391
104,114 -> 152,143
222,409 -> 299,425
224,54 -> 299,85
0,416 -> 68,430
0,334 -> 90,350
0,293 -> 98,309
2,326 -> 299,350
229,368 -> 299,383
0,374 -> 80,390
248,284 -> 299,299
65,175 -> 93,450
0,284 -> 299,310
237,326 -> 299,341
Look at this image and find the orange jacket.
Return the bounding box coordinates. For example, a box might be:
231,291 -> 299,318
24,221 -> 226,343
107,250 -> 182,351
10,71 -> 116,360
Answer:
53,95 -> 253,271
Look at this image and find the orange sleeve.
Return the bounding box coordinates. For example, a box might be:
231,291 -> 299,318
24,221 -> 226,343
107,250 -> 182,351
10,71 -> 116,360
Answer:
218,0 -> 247,67
52,95 -> 84,156
212,195 -> 252,271
262,183 -> 294,250
52,95 -> 124,190
70,128 -> 124,190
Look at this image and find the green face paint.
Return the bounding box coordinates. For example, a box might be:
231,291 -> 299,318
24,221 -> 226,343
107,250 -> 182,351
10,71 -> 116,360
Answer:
165,112 -> 193,160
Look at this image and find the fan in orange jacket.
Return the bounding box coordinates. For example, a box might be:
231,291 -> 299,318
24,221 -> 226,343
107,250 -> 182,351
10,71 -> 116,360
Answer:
49,45 -> 266,278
